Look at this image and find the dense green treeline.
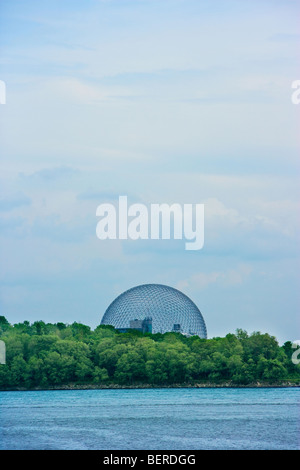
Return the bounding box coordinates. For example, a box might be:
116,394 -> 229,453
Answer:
0,316 -> 299,389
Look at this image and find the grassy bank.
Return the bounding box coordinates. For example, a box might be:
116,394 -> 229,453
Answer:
1,380 -> 300,392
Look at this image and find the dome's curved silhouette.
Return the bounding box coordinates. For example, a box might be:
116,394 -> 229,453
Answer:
101,283 -> 207,338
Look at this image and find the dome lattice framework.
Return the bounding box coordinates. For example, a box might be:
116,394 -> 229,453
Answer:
101,283 -> 207,338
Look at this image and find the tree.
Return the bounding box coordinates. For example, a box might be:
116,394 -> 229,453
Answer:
92,367 -> 109,384
257,356 -> 287,381
0,361 -> 12,387
96,341 -> 128,378
0,316 -> 11,333
114,349 -> 147,384
27,335 -> 58,358
242,332 -> 279,362
10,355 -> 30,387
27,356 -> 45,387
32,321 -> 47,335
1,319 -> 299,389
71,322 -> 91,340
156,341 -> 191,384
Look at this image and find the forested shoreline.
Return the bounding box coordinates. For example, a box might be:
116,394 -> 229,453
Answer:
0,316 -> 299,390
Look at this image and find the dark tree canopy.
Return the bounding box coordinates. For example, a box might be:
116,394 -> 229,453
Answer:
0,316 -> 299,389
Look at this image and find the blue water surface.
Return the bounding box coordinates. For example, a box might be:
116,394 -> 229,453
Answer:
0,387 -> 299,450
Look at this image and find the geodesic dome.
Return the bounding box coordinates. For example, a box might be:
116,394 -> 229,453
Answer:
101,283 -> 207,338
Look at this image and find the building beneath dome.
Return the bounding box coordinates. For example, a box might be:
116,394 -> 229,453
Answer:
101,284 -> 207,338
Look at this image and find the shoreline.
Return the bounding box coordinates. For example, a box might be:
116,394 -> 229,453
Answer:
1,381 -> 300,392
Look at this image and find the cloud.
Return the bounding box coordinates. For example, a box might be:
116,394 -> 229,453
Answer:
0,216 -> 25,233
32,77 -> 136,105
77,190 -> 137,201
0,193 -> 31,212
176,264 -> 253,292
21,165 -> 80,181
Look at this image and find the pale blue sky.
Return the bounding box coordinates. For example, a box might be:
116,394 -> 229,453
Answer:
0,0 -> 299,343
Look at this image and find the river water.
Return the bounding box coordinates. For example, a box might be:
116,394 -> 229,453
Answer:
0,387 -> 299,450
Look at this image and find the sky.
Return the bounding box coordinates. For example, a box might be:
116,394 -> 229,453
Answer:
0,0 -> 299,344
